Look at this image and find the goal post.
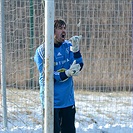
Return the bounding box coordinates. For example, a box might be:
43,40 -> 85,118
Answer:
0,0 -> 7,129
44,0 -> 54,133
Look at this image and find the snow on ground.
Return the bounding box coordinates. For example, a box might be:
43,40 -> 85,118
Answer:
0,89 -> 132,133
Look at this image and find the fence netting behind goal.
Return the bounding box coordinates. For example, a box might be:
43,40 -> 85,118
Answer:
0,0 -> 132,132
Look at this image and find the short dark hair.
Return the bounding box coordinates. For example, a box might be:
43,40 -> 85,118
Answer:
54,19 -> 66,29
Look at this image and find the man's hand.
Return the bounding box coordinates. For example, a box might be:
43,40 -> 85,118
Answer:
65,60 -> 81,77
69,35 -> 82,53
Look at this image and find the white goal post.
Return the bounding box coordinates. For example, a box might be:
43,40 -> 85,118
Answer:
0,0 -> 7,129
44,0 -> 54,133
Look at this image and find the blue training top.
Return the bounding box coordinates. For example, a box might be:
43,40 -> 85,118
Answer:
34,40 -> 83,108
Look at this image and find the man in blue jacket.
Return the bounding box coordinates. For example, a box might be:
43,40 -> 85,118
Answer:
34,19 -> 83,133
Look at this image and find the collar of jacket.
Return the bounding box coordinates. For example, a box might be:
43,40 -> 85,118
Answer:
54,42 -> 62,48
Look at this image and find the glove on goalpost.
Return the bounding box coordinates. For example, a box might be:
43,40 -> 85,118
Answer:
65,60 -> 81,77
69,35 -> 82,53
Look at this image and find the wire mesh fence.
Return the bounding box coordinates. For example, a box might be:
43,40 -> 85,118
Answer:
0,0 -> 132,132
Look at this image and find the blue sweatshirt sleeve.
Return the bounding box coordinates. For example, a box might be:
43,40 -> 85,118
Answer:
34,45 -> 44,73
73,51 -> 84,70
34,45 -> 45,108
34,45 -> 45,87
54,71 -> 68,82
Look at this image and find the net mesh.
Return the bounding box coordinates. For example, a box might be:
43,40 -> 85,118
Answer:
0,0 -> 132,132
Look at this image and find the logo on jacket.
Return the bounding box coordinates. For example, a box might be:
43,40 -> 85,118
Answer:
57,52 -> 62,56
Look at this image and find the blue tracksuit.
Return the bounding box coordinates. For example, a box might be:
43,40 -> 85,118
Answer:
34,40 -> 83,108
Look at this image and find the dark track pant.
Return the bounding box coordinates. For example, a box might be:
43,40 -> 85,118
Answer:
54,105 -> 76,133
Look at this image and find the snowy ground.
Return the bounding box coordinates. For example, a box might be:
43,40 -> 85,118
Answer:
0,89 -> 132,133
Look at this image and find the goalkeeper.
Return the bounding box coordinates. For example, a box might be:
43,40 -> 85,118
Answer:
34,19 -> 84,133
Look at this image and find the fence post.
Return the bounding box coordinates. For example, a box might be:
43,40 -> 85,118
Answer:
0,0 -> 8,129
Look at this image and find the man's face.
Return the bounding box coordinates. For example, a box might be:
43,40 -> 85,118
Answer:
54,24 -> 66,44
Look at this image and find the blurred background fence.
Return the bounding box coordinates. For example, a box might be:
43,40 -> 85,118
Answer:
0,0 -> 132,131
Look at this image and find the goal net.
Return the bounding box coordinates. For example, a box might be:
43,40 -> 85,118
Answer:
0,0 -> 132,132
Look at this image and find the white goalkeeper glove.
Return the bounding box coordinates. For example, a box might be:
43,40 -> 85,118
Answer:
65,60 -> 81,77
69,35 -> 82,53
